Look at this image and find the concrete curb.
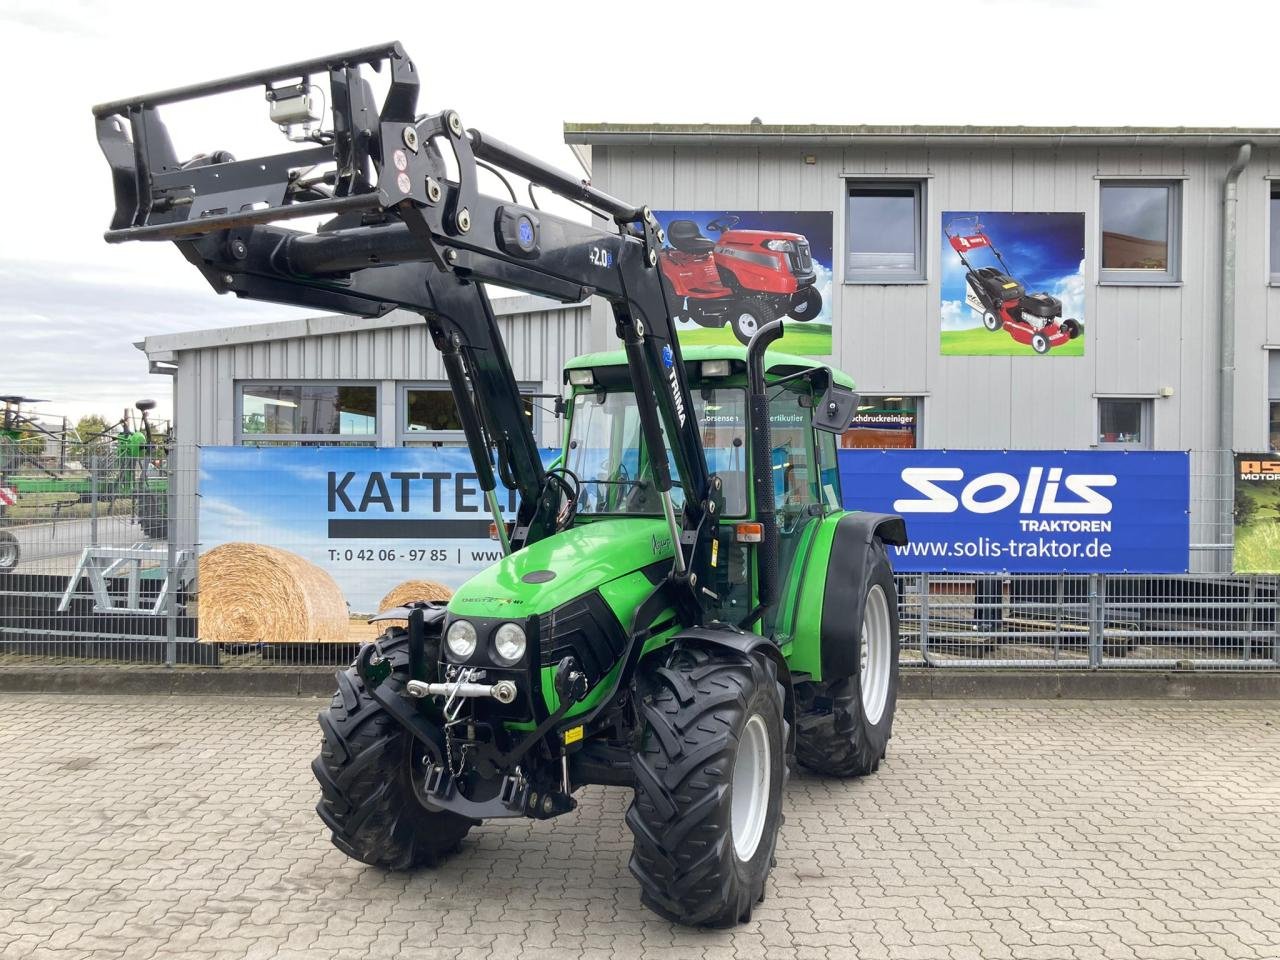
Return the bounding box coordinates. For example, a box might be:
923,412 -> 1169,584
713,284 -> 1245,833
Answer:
2,666 -> 1279,699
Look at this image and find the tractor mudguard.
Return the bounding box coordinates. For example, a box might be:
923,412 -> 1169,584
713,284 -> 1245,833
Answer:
818,512 -> 906,680
659,625 -> 796,754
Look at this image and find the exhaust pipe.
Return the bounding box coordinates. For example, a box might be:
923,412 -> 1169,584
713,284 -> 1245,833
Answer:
740,319 -> 786,631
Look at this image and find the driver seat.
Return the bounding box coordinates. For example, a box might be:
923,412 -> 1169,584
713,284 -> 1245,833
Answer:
667,220 -> 715,255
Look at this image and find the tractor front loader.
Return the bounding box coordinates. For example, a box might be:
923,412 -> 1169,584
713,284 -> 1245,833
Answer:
94,43 -> 907,926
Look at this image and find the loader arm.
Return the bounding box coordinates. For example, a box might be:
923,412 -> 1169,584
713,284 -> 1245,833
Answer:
93,42 -> 713,621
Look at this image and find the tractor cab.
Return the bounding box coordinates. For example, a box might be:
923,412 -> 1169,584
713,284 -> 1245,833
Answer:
561,345 -> 858,635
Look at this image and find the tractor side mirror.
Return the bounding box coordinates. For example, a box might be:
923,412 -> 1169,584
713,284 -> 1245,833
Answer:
813,384 -> 858,435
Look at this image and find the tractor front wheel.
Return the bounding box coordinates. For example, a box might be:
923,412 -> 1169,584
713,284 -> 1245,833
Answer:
796,541 -> 900,777
627,645 -> 787,927
312,629 -> 476,870
788,286 -> 822,321
0,531 -> 18,574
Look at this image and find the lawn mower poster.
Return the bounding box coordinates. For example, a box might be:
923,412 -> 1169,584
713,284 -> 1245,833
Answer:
653,209 -> 833,353
941,211 -> 1085,357
839,449 -> 1189,573
1232,453 -> 1280,573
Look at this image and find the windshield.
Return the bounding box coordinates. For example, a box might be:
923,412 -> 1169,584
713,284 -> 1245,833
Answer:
565,387 -> 748,516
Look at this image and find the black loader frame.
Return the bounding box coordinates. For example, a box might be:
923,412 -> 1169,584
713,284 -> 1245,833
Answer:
90,40 -> 819,699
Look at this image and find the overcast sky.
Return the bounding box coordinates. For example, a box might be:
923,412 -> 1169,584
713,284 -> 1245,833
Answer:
2,0 -> 1274,423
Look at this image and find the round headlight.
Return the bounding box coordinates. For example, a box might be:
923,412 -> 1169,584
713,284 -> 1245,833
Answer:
493,622 -> 527,665
445,619 -> 477,659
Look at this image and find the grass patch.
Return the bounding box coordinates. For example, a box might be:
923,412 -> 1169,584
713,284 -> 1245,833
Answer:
677,321 -> 832,355
941,326 -> 1085,357
1234,481 -> 1280,572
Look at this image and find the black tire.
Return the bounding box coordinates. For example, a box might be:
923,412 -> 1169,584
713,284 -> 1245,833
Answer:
982,311 -> 1002,331
1062,318 -> 1082,340
788,286 -> 822,321
313,629 -> 475,869
796,542 -> 900,777
1031,331 -> 1050,354
728,301 -> 778,346
137,491 -> 167,540
627,645 -> 787,927
0,530 -> 18,574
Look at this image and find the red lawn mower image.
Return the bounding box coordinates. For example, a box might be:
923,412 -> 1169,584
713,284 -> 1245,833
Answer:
659,215 -> 822,344
946,216 -> 1081,355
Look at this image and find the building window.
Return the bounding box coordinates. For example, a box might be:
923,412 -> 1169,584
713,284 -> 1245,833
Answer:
1097,398 -> 1152,448
1268,350 -> 1280,451
845,180 -> 926,282
398,382 -> 539,446
1100,180 -> 1181,283
237,382 -> 377,444
842,396 -> 922,448
1270,183 -> 1280,284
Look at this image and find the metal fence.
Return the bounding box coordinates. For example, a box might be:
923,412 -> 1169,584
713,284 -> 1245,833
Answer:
1,442 -> 1277,672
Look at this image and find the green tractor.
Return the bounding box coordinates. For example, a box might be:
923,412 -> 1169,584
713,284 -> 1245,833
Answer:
95,43 -> 906,925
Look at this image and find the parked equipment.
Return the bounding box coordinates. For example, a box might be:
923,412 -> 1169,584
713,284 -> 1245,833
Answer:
946,217 -> 1081,355
95,43 -> 905,926
660,215 -> 822,344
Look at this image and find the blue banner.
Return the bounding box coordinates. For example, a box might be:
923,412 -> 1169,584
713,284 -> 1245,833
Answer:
839,449 -> 1189,573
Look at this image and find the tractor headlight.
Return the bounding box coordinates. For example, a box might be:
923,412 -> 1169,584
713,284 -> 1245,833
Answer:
764,239 -> 796,252
493,622 -> 527,665
445,619 -> 477,659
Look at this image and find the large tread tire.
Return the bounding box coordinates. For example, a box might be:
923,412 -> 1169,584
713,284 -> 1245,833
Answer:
312,629 -> 475,870
627,645 -> 787,927
796,542 -> 900,777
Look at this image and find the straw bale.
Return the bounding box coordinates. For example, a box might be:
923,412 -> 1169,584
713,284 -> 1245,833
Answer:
197,542 -> 349,643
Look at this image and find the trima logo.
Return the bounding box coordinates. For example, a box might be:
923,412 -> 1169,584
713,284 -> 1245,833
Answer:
660,343 -> 687,429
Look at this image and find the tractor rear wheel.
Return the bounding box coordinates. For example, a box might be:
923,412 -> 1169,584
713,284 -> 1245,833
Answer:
312,629 -> 475,869
796,541 -> 900,777
627,645 -> 787,927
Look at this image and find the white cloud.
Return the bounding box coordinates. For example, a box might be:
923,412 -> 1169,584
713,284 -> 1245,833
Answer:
1050,260 -> 1087,326
941,298 -> 980,332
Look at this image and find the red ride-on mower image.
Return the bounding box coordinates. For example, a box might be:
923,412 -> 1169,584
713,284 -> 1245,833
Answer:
946,217 -> 1081,355
659,215 -> 822,344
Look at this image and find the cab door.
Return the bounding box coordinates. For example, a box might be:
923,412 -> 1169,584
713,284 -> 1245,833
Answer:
763,383 -> 824,641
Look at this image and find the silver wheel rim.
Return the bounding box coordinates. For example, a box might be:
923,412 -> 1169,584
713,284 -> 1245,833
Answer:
736,312 -> 758,337
0,538 -> 15,569
860,584 -> 891,726
984,312 -> 997,330
731,713 -> 771,862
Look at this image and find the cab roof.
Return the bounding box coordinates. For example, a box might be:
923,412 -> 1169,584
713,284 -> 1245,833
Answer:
564,343 -> 855,389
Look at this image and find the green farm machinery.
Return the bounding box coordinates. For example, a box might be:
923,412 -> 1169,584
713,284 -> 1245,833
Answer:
95,43 -> 907,925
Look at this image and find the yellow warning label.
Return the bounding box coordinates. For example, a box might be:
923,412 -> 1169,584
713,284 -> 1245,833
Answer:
563,725 -> 584,745
711,539 -> 720,567
1002,281 -> 1019,289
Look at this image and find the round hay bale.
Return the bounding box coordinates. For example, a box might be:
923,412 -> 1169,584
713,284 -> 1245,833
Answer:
197,542 -> 349,644
377,579 -> 453,627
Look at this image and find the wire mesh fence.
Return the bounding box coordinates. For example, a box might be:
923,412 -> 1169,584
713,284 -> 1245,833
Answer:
1,441 -> 1277,672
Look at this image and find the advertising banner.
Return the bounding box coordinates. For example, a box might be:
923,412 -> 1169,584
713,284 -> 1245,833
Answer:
941,211 -> 1085,357
653,210 -> 833,355
1232,453 -> 1280,573
199,446 -> 556,615
839,449 -> 1189,573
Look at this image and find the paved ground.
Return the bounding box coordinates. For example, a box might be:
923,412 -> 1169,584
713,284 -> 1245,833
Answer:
8,516 -> 154,576
1,696 -> 1278,960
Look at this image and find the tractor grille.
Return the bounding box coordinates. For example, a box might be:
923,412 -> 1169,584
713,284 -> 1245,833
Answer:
788,240 -> 814,277
538,590 -> 627,685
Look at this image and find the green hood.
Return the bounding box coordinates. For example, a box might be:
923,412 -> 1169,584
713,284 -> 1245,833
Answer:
448,517 -> 674,618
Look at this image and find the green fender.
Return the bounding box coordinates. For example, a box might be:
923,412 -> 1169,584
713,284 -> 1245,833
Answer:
786,511 -> 907,682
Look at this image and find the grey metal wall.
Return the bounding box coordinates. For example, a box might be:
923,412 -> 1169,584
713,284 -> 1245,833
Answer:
169,300 -> 589,448
591,141 -> 1280,453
